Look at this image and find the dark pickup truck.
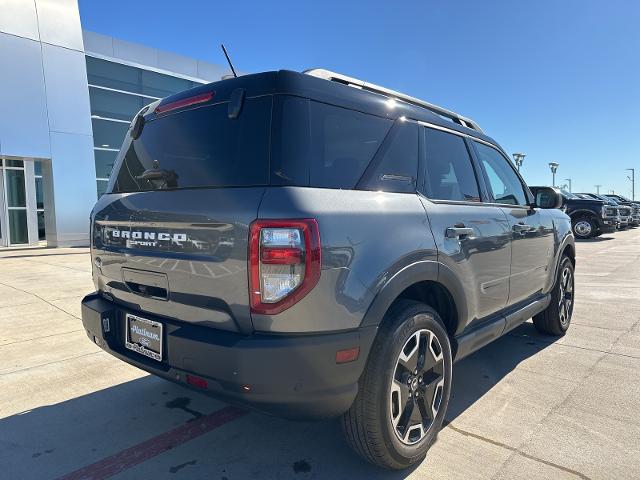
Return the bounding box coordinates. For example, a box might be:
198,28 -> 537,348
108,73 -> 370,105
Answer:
603,194 -> 640,226
578,193 -> 634,229
531,188 -> 615,239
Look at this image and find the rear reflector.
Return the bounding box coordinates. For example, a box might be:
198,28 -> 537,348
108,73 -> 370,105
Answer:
336,347 -> 360,364
186,374 -> 208,389
155,91 -> 214,114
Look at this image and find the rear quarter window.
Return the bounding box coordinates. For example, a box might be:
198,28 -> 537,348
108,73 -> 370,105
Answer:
271,96 -> 393,189
357,121 -> 419,193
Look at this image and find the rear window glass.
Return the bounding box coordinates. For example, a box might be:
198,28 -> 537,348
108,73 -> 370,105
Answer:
272,96 -> 393,189
110,96 -> 271,193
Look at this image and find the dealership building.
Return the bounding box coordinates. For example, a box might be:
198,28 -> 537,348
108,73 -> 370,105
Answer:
0,0 -> 230,247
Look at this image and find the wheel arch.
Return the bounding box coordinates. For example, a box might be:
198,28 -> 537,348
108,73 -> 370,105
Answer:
550,235 -> 576,290
360,261 -> 467,339
569,209 -> 599,221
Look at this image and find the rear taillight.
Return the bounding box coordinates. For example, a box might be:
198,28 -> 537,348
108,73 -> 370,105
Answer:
249,219 -> 321,315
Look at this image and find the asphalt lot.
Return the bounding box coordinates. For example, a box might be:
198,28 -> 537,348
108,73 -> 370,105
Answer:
1,228 -> 639,480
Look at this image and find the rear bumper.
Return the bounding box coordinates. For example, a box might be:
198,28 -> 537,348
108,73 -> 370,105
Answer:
81,293 -> 376,420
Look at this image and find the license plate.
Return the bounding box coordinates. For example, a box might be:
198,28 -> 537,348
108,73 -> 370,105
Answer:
125,314 -> 163,362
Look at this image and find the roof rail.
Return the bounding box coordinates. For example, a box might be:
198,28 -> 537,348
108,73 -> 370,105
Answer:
303,68 -> 483,133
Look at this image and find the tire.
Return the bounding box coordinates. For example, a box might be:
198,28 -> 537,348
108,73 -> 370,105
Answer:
533,255 -> 574,335
342,300 -> 452,470
572,216 -> 596,239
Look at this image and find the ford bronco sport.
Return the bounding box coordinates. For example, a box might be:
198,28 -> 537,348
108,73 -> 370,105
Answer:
82,69 -> 575,469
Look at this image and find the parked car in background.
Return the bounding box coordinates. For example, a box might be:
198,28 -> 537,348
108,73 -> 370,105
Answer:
82,69 -> 576,470
578,193 -> 633,229
603,194 -> 640,226
530,188 -> 615,239
575,193 -> 622,229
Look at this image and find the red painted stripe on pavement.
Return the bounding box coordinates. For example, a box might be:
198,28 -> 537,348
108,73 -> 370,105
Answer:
56,406 -> 246,480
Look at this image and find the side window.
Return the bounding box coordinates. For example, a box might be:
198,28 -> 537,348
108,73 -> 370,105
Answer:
474,142 -> 527,206
422,128 -> 481,202
358,121 -> 419,193
309,101 -> 392,189
270,96 -> 393,189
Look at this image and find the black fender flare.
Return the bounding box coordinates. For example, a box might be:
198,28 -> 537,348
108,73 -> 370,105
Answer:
359,260 -> 469,335
551,234 -> 576,290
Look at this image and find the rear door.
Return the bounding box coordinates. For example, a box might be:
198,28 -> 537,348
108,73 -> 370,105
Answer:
418,126 -> 512,331
92,91 -> 273,334
471,141 -> 555,306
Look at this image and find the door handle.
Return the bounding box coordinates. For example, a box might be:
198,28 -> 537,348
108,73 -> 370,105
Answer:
445,226 -> 475,239
512,223 -> 531,234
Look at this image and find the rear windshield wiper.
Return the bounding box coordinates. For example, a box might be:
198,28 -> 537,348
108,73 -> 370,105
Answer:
136,168 -> 178,189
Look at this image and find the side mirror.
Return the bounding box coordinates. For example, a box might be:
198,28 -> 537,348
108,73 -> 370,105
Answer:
529,186 -> 563,209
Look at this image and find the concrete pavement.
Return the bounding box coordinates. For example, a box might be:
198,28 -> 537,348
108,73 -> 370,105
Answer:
1,228 -> 639,479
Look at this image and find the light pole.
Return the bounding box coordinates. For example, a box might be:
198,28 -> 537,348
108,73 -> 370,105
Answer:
564,178 -> 572,192
627,168 -> 635,200
595,184 -> 602,194
548,162 -> 559,187
512,153 -> 526,172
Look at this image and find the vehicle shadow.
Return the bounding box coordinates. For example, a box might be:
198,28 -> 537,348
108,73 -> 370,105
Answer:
0,322 -> 556,480
576,236 -> 614,242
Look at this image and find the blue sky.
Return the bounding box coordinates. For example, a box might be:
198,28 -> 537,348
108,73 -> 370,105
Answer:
79,0 -> 640,197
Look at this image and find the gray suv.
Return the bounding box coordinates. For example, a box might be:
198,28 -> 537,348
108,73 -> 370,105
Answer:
82,69 -> 575,469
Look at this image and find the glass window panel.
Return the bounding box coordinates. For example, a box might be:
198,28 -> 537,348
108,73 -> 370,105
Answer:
9,209 -> 28,244
34,161 -> 42,176
141,70 -> 195,98
112,97 -> 272,192
6,169 -> 27,207
310,102 -> 392,189
95,149 -> 118,178
89,87 -> 150,121
97,180 -> 109,198
86,56 -> 141,93
92,118 -> 129,149
271,97 -> 392,189
6,159 -> 24,167
86,57 -> 203,98
35,177 -> 44,209
94,150 -> 118,178
359,121 -> 419,193
37,211 -> 46,240
422,128 -> 481,202
474,141 -> 527,206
